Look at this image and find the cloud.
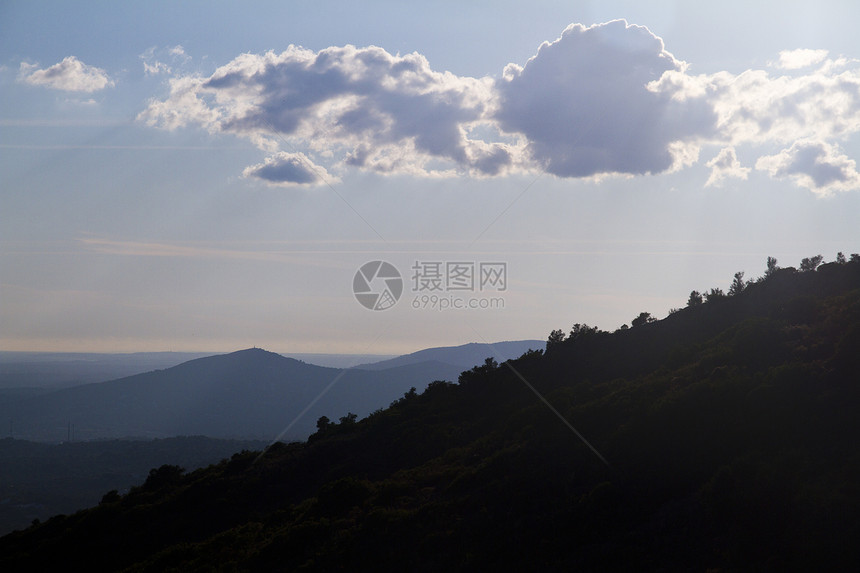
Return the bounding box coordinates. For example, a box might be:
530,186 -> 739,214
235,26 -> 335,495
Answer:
756,139 -> 860,196
139,45 -> 507,177
775,49 -> 829,70
138,21 -> 860,195
142,58 -> 170,77
19,56 -> 113,92
78,236 -> 343,267
242,151 -> 338,186
495,20 -> 716,178
650,48 -> 860,193
699,65 -> 860,145
140,45 -> 192,76
705,147 -> 750,187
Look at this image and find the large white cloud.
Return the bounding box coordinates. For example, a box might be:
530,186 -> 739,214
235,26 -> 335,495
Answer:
654,53 -> 860,193
697,65 -> 860,145
20,56 -> 113,92
495,20 -> 715,177
139,45 -> 511,178
138,21 -> 860,194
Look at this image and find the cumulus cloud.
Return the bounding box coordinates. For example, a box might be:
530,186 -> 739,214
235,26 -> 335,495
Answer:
139,44 -> 508,179
705,147 -> 750,187
756,139 -> 860,196
700,66 -> 860,145
242,151 -> 338,186
649,49 -> 860,192
138,20 -> 860,194
495,20 -> 715,177
19,56 -> 113,92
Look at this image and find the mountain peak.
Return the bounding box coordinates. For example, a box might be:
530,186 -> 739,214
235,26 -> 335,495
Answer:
230,347 -> 281,357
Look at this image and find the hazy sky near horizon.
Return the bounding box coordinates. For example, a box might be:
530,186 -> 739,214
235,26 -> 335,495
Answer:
2,1 -> 859,354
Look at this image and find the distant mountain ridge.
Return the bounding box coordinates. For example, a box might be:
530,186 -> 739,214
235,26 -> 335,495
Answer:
0,349 -> 419,442
354,340 -> 543,370
281,352 -> 398,368
0,341 -> 542,443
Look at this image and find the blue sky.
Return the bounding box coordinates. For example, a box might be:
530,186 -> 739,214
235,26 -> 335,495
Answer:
2,1 -> 859,354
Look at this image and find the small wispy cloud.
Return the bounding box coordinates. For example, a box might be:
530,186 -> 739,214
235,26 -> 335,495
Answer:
705,147 -> 750,187
774,48 -> 829,70
140,45 -> 192,76
80,236 -> 289,261
242,152 -> 339,186
77,237 -> 354,270
756,139 -> 860,196
19,56 -> 113,92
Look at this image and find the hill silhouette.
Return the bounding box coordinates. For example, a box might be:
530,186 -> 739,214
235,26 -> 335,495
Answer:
0,349 -> 465,442
2,257 -> 859,571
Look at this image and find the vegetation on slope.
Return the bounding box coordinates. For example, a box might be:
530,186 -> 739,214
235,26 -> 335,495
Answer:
1,256 -> 859,571
0,436 -> 267,536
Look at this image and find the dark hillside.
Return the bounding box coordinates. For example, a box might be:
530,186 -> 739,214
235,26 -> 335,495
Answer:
2,259 -> 859,571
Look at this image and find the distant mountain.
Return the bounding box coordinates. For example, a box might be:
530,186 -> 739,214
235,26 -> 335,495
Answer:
0,349 -> 464,443
354,340 -> 543,371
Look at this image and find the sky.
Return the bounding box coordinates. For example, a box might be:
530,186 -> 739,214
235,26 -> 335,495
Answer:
2,0 -> 859,355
